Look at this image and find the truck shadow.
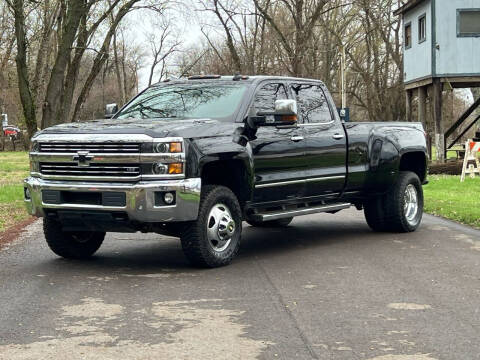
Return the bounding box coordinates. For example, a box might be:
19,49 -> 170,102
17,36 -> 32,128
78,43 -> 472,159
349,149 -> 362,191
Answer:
41,217 -> 380,275
238,219 -> 375,260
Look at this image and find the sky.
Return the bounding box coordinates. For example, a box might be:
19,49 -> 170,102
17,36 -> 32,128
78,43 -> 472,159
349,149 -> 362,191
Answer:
127,3 -> 206,91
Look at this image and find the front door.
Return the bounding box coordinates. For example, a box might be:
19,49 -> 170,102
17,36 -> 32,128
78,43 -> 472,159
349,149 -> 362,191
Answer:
289,82 -> 347,197
249,82 -> 306,203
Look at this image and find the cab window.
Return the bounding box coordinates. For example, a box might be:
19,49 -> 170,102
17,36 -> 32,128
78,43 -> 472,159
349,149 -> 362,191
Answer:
290,83 -> 333,124
253,83 -> 288,114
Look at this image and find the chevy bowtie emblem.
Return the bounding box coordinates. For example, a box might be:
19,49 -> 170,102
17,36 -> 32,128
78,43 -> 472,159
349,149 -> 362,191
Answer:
73,151 -> 94,167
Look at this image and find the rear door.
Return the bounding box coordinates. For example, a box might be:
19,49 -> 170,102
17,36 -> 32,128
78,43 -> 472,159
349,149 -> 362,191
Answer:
249,82 -> 307,203
289,82 -> 347,197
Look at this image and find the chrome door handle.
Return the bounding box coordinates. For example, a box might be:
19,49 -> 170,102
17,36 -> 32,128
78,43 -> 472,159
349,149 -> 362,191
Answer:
290,136 -> 304,142
332,133 -> 344,140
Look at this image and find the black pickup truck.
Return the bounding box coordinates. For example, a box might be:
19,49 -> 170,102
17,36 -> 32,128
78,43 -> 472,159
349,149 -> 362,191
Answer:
24,75 -> 428,267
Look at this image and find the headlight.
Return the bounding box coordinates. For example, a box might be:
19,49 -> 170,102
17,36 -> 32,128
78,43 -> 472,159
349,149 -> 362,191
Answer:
30,141 -> 39,152
154,142 -> 182,153
151,162 -> 183,175
155,143 -> 169,153
152,163 -> 168,175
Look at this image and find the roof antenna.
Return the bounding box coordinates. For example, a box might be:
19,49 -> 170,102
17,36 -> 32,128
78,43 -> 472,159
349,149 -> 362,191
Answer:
233,73 -> 242,81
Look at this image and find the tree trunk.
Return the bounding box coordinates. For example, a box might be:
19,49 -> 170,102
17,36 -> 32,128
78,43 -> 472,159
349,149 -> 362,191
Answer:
12,0 -> 37,140
112,30 -> 125,104
41,0 -> 86,129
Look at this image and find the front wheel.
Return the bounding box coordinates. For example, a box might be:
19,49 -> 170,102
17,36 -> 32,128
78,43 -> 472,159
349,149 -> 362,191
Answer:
180,186 -> 242,268
43,218 -> 105,259
364,171 -> 423,233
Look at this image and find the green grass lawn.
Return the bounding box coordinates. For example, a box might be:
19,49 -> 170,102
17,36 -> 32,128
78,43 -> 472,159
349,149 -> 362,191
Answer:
0,151 -> 30,232
424,175 -> 480,229
430,145 -> 464,161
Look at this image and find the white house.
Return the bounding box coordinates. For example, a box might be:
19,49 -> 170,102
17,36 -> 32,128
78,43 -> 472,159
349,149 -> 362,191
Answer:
394,0 -> 480,160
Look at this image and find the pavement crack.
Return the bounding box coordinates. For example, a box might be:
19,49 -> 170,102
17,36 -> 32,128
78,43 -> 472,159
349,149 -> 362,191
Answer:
253,256 -> 320,359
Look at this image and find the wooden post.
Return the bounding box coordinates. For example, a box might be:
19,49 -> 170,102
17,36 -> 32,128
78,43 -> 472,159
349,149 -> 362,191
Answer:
0,103 -> 5,151
418,86 -> 427,127
433,79 -> 444,161
406,89 -> 413,122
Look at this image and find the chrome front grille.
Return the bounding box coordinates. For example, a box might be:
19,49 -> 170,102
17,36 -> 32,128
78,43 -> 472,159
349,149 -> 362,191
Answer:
40,163 -> 141,178
31,134 -> 186,182
39,142 -> 141,153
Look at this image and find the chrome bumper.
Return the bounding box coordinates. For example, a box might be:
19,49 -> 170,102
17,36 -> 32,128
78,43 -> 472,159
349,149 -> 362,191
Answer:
24,177 -> 201,222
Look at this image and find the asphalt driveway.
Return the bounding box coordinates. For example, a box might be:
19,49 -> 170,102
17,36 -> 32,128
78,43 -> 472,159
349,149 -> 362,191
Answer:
0,209 -> 479,359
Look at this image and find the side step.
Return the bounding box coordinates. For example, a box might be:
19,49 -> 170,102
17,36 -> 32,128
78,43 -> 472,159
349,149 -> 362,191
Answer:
250,203 -> 351,222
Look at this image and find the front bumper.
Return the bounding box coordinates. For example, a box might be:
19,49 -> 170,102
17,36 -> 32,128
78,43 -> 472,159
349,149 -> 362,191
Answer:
24,177 -> 201,222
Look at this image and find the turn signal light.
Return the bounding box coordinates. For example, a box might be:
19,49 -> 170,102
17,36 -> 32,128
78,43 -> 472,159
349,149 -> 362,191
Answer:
281,115 -> 297,123
168,163 -> 183,174
169,142 -> 182,153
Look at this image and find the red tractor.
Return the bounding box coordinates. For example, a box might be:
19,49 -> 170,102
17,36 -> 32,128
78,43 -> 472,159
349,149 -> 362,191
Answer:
3,125 -> 20,139
2,125 -> 25,151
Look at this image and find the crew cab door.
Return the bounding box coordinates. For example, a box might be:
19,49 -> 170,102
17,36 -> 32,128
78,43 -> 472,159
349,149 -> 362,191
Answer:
289,82 -> 347,197
249,82 -> 306,203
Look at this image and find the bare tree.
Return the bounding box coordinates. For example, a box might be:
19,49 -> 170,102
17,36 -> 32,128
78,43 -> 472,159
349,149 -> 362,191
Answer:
7,0 -> 38,139
252,0 -> 333,77
69,0 -> 147,124
147,17 -> 180,86
6,0 -> 166,133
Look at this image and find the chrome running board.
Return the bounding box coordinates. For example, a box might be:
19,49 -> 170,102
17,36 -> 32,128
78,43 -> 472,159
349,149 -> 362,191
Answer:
250,203 -> 351,221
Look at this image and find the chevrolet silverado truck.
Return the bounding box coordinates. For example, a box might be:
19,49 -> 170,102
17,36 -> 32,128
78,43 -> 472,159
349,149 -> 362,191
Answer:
24,75 -> 428,267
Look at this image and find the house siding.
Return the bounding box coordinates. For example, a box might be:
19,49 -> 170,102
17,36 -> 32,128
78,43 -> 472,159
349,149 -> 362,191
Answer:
403,0 -> 432,83
435,0 -> 480,76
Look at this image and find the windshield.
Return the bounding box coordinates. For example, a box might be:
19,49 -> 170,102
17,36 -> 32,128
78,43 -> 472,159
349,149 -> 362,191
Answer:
115,83 -> 248,121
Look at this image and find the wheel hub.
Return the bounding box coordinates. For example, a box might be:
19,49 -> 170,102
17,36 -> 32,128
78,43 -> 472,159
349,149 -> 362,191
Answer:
403,184 -> 419,225
207,203 -> 236,252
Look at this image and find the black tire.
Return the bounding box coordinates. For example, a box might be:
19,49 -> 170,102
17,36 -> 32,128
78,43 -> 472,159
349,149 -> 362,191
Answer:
180,185 -> 242,268
43,218 -> 105,259
364,197 -> 387,232
364,171 -> 423,233
247,217 -> 293,228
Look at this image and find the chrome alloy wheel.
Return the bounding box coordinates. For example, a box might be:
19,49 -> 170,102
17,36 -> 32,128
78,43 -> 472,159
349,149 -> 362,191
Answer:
403,184 -> 419,225
206,203 -> 236,252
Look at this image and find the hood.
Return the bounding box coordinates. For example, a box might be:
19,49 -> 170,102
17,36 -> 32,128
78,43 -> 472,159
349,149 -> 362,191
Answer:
38,117 -> 242,139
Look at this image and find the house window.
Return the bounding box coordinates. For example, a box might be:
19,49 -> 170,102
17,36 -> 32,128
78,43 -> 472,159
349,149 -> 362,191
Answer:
405,22 -> 412,49
457,9 -> 480,37
418,14 -> 426,43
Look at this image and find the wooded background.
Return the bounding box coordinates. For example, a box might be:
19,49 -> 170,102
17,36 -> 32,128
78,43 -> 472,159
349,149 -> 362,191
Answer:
0,0 -> 477,147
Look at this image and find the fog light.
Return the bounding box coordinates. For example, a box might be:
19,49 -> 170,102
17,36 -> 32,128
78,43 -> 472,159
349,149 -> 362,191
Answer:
164,192 -> 175,204
152,162 -> 168,174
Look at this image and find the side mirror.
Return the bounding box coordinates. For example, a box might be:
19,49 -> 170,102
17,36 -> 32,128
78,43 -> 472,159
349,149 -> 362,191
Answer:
247,99 -> 298,128
274,99 -> 297,116
105,103 -> 119,119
